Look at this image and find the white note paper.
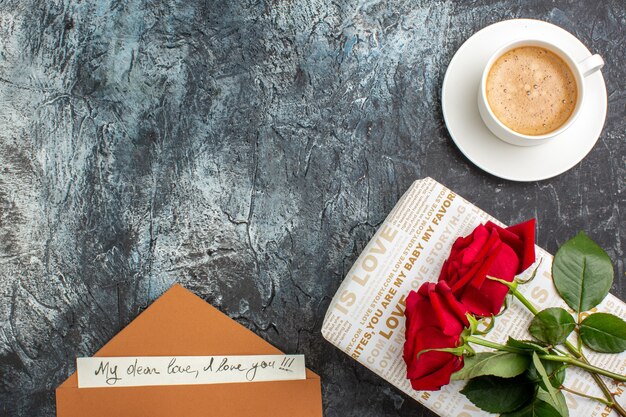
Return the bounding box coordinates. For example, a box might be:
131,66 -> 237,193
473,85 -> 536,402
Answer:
77,355 -> 306,388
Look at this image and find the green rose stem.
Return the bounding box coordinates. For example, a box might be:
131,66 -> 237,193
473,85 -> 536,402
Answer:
464,336 -> 626,382
487,276 -> 626,417
562,341 -> 623,416
540,355 -> 626,381
559,386 -> 613,406
565,340 -> 622,415
582,353 -> 626,417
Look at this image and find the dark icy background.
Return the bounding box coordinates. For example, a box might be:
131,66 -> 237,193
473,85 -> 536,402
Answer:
0,1 -> 624,416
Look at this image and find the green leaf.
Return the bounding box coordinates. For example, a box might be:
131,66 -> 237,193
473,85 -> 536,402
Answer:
502,386 -> 568,417
536,387 -> 569,417
502,399 -> 563,417
460,375 -> 535,413
545,362 -> 566,389
451,352 -> 530,380
529,308 -> 576,345
531,353 -> 563,414
507,337 -> 550,355
579,313 -> 626,353
552,232 -> 613,313
527,360 -> 566,389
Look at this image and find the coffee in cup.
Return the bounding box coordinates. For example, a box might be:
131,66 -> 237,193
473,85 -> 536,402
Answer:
478,39 -> 604,146
485,46 -> 577,136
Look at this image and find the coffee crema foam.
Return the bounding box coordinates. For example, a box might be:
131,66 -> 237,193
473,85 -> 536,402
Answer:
486,46 -> 578,136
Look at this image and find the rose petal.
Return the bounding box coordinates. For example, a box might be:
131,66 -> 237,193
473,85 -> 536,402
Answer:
459,225 -> 489,264
406,326 -> 460,378
441,231 -> 482,284
447,228 -> 500,293
407,325 -> 463,390
486,243 -> 519,283
461,283 -> 504,316
404,285 -> 448,359
410,355 -> 463,391
505,219 -> 536,271
404,290 -> 427,360
429,286 -> 463,336
436,281 -> 470,329
486,220 -> 536,273
438,260 -> 452,283
466,230 -> 503,289
461,244 -> 518,315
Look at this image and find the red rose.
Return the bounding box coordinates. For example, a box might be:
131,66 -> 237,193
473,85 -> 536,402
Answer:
403,281 -> 469,390
438,219 -> 536,317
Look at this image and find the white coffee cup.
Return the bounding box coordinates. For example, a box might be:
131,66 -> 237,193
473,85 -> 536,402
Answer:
478,39 -> 604,147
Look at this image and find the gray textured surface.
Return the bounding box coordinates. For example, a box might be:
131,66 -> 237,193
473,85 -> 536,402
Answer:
0,1 -> 624,416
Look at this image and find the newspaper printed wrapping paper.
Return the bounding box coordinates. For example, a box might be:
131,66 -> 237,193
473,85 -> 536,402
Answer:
322,178 -> 626,417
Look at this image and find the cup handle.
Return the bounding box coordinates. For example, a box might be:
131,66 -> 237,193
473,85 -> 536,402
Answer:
579,54 -> 604,77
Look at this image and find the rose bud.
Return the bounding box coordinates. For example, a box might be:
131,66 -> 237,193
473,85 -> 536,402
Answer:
438,219 -> 536,317
404,281 -> 469,390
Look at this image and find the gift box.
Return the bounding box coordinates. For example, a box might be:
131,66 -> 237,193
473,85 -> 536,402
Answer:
322,178 -> 626,417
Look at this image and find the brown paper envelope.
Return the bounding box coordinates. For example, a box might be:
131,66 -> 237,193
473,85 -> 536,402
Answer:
56,284 -> 323,417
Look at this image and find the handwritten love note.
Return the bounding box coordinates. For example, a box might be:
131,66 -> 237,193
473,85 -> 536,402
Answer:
77,355 -> 306,388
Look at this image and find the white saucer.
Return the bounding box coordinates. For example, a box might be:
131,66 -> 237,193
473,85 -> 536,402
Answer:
442,19 -> 607,182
